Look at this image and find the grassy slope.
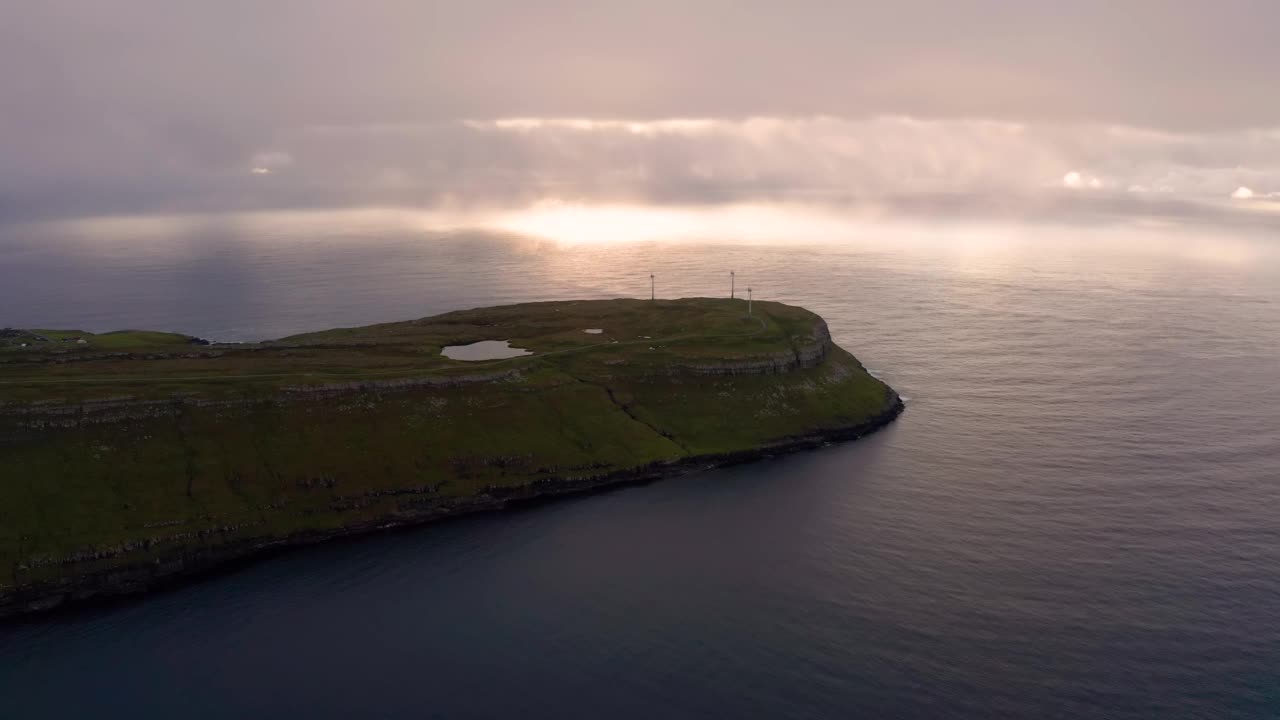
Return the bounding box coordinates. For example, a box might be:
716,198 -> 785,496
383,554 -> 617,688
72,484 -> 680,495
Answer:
0,299 -> 895,591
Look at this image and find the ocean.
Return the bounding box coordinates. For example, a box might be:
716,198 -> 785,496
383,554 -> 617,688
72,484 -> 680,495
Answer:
2,206 -> 1279,718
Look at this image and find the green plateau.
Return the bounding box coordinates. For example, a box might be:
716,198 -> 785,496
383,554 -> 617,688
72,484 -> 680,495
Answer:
0,298 -> 901,616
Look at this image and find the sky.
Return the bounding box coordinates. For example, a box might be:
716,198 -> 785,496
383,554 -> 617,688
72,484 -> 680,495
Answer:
4,0 -> 1280,224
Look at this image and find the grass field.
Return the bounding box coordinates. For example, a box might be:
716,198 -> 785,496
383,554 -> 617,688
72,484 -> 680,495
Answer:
1,299 -> 817,401
1,299 -> 897,598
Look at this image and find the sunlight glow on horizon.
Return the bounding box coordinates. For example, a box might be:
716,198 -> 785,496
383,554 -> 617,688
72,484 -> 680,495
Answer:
34,199 -> 1274,275
485,201 -> 907,247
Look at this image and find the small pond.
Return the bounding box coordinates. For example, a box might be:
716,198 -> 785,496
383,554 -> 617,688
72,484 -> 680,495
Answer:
440,340 -> 533,361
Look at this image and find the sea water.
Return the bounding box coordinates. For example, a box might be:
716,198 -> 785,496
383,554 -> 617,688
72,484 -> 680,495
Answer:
1,208 -> 1278,719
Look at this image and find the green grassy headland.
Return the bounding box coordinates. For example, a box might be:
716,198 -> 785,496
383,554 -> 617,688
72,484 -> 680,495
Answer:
0,298 -> 900,614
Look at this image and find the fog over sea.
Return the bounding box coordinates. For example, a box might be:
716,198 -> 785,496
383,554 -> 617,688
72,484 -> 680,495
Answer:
2,205 -> 1279,719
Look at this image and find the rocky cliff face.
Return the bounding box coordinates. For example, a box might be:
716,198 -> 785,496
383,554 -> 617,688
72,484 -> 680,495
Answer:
679,320 -> 832,376
3,323 -> 835,422
1,368 -> 526,427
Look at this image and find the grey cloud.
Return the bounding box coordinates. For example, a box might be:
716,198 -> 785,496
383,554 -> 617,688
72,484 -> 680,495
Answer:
5,1 -> 1280,221
6,1 -> 1280,130
9,116 -> 1280,230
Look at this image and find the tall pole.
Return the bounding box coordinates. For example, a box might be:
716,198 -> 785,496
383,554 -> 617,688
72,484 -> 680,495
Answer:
747,287 -> 753,317
650,274 -> 655,301
731,270 -> 735,299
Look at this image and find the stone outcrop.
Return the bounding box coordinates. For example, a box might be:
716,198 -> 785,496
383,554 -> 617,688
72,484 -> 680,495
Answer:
678,320 -> 832,376
1,369 -> 525,427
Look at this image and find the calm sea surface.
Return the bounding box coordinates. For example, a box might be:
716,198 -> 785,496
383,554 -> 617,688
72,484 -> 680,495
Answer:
2,207 -> 1279,718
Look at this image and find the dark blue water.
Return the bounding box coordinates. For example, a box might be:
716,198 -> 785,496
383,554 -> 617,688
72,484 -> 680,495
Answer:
3,207 -> 1280,718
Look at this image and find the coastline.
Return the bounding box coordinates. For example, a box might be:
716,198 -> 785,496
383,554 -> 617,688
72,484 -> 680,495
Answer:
0,392 -> 903,621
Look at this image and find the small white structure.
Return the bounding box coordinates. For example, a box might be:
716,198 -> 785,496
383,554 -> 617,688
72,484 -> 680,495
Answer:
583,329 -> 604,335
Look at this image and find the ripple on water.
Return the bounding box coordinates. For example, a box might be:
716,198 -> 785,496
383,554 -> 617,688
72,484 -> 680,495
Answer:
2,215 -> 1279,719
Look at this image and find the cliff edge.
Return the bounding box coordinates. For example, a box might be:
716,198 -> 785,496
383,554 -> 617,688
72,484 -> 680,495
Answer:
0,298 -> 902,618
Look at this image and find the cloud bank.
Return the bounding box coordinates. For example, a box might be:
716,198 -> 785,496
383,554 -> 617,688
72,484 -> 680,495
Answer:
4,2 -> 1280,225
7,116 -> 1280,226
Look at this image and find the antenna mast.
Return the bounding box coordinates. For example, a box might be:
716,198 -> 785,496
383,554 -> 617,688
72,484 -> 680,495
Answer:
731,270 -> 735,299
747,287 -> 753,317
650,274 -> 655,301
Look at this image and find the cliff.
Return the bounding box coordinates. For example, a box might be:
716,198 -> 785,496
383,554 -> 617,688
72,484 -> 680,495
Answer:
0,298 -> 902,618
